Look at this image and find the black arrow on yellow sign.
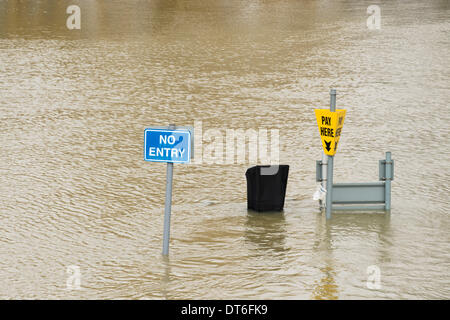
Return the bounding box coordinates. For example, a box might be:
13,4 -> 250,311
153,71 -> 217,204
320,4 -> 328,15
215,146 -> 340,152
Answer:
324,140 -> 331,152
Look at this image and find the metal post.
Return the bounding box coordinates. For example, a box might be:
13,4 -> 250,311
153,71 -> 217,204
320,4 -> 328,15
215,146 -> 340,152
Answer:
384,151 -> 392,211
162,124 -> 176,255
325,89 -> 336,219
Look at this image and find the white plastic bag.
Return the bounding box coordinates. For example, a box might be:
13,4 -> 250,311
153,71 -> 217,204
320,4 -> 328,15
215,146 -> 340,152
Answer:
313,185 -> 327,201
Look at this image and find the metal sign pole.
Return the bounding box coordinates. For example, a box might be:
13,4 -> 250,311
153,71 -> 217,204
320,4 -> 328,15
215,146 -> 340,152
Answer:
162,124 -> 176,256
325,89 -> 336,219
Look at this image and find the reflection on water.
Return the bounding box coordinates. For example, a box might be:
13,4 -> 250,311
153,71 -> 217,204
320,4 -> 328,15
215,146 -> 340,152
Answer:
312,266 -> 338,300
0,0 -> 449,299
160,256 -> 171,300
311,213 -> 337,300
245,211 -> 287,254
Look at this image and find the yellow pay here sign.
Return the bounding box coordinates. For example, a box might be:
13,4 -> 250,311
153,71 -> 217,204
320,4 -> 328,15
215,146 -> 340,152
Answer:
315,109 -> 346,156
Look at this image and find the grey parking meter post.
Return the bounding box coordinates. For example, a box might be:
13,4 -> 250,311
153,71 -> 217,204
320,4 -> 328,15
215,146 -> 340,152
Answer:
325,89 -> 336,219
384,152 -> 392,211
379,151 -> 394,211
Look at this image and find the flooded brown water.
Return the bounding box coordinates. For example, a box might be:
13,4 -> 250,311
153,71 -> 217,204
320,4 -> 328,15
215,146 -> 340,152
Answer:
0,0 -> 449,299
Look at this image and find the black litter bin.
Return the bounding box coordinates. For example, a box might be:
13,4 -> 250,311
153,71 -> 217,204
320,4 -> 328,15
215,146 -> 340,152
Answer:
245,165 -> 289,212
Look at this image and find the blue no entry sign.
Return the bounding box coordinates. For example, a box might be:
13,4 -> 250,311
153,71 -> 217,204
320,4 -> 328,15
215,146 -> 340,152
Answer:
144,128 -> 191,163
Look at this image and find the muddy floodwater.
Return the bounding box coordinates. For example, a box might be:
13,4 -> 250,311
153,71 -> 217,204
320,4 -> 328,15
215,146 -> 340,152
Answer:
0,0 -> 449,299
